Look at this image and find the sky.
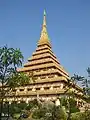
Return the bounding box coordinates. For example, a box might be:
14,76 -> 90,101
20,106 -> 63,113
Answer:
0,0 -> 90,77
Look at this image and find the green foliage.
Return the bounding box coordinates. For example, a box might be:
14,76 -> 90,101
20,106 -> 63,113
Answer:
9,102 -> 29,118
60,97 -> 67,107
0,45 -> 89,120
71,74 -> 84,84
8,100 -> 38,117
17,102 -> 27,110
71,68 -> 90,96
60,97 -> 80,113
71,112 -> 82,120
0,46 -> 23,82
11,48 -> 24,70
69,98 -> 76,108
32,101 -> 67,120
54,106 -> 67,120
13,113 -> 20,119
32,107 -> 45,119
70,107 -> 80,113
71,110 -> 90,120
1,100 -> 89,120
25,103 -> 33,110
0,45 -> 24,88
87,67 -> 90,77
26,99 -> 38,110
0,45 -> 24,118
9,103 -> 21,117
7,72 -> 30,88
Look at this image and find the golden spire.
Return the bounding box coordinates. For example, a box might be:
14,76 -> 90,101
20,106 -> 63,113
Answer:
38,10 -> 51,47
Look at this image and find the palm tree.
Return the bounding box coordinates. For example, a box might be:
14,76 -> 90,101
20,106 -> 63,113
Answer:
63,75 -> 83,120
72,70 -> 90,95
71,74 -> 85,84
87,67 -> 90,77
86,67 -> 90,93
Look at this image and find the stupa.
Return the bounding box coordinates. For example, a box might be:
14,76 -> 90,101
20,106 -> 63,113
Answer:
6,10 -> 84,104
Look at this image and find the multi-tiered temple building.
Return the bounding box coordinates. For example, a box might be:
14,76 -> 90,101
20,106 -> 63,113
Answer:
5,11 -> 84,104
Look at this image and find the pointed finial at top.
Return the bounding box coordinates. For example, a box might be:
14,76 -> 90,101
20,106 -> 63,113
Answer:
38,10 -> 51,47
43,9 -> 46,26
44,9 -> 46,16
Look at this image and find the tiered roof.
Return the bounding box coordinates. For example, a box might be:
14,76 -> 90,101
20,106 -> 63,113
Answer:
17,10 -> 69,82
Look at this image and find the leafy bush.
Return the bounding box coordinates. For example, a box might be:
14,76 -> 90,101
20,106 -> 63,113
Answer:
71,110 -> 90,120
70,107 -> 80,113
32,101 -> 67,120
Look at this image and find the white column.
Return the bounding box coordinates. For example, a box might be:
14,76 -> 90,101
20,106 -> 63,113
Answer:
32,87 -> 36,91
41,87 -> 44,90
60,83 -> 63,89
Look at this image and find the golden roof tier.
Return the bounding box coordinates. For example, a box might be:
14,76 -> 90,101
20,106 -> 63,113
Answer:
17,10 -> 69,82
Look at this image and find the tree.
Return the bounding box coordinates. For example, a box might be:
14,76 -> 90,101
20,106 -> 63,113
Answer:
71,110 -> 90,120
71,74 -> 85,85
32,101 -> 67,120
0,45 -> 23,120
6,71 -> 31,108
63,76 -> 82,120
72,71 -> 90,96
11,48 -> 24,71
71,70 -> 90,96
7,72 -> 30,87
86,68 -> 90,95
